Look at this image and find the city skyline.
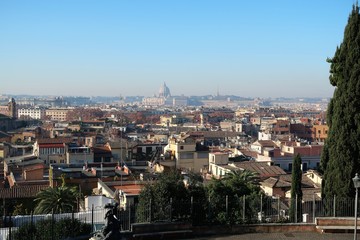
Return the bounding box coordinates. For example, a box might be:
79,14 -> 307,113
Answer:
0,1 -> 354,98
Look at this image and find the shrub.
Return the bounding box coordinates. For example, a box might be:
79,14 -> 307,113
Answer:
9,218 -> 91,240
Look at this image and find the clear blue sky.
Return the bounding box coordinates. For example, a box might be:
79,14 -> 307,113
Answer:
0,1 -> 355,98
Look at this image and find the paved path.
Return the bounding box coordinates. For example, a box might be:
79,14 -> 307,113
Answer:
190,233 -> 355,240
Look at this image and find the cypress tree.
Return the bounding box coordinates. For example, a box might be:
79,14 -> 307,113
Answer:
321,4 -> 360,200
289,153 -> 302,222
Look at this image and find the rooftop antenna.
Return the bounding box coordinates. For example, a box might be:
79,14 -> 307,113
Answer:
120,130 -> 123,186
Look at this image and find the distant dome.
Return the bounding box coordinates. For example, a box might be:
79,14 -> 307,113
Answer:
159,82 -> 171,98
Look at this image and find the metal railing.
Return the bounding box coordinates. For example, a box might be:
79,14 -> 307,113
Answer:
0,205 -> 134,240
133,194 -> 358,225
0,195 -> 358,239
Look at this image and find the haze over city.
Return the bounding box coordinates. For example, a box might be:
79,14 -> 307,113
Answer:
0,1 -> 354,98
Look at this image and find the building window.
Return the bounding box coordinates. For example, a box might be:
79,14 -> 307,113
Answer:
303,162 -> 308,171
198,152 -> 209,159
180,146 -> 184,150
179,153 -> 194,159
146,147 -> 152,154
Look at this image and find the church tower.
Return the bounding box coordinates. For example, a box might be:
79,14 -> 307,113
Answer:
8,98 -> 16,119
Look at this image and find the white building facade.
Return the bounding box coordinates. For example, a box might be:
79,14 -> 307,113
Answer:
18,108 -> 46,120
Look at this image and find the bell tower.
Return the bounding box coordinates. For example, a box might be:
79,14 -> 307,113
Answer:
8,98 -> 16,119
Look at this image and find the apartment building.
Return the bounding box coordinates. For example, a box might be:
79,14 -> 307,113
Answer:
312,124 -> 328,142
165,135 -> 209,172
33,138 -> 72,164
45,108 -> 70,121
253,140 -> 323,172
18,108 -> 46,120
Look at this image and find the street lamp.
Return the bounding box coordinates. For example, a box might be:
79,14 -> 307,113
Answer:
353,173 -> 360,240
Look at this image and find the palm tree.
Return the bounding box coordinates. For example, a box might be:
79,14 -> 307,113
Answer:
221,169 -> 259,196
34,185 -> 80,214
222,169 -> 258,183
239,169 -> 259,183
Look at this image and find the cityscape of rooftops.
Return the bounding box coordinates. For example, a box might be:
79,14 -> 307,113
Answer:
2,1 -> 360,240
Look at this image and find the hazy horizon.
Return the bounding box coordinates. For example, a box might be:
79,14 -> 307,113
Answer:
0,1 -> 354,98
0,92 -> 330,100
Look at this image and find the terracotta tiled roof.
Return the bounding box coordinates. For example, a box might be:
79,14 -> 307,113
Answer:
92,146 -> 111,153
23,163 -> 45,171
38,143 -> 65,148
239,150 -> 258,158
262,177 -> 292,188
113,184 -> 144,195
232,161 -> 286,178
280,141 -> 295,147
270,174 -> 317,188
0,185 -> 49,199
37,138 -> 72,144
257,140 -> 278,148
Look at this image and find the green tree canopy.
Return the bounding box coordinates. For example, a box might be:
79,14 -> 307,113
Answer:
136,170 -> 190,222
321,4 -> 360,199
289,153 -> 302,222
135,169 -> 262,224
206,169 -> 260,224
